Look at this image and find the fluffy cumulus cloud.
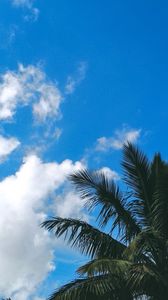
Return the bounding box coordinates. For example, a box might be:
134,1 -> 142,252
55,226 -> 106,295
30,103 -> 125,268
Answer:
0,135 -> 20,160
0,64 -> 62,121
96,127 -> 141,151
0,155 -> 85,300
54,190 -> 88,221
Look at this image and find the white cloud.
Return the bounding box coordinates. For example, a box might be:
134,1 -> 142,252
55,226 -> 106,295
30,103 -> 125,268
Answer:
12,0 -> 33,7
54,190 -> 88,221
53,128 -> 62,140
0,25 -> 18,50
24,7 -> 39,22
7,25 -> 17,45
96,127 -> 141,151
0,155 -> 85,300
99,167 -> 120,180
44,126 -> 63,141
65,62 -> 87,95
11,0 -> 39,22
0,64 -> 62,121
0,135 -> 20,161
53,166 -> 119,222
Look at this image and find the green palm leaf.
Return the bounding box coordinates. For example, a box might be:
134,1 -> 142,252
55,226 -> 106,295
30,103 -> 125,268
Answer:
128,262 -> 167,298
121,143 -> 151,228
43,143 -> 168,300
41,217 -> 126,258
48,275 -> 132,300
124,229 -> 164,265
77,258 -> 131,277
150,154 -> 168,237
69,169 -> 140,240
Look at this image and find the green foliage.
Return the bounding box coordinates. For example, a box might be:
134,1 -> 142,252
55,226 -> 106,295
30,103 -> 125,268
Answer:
42,143 -> 168,300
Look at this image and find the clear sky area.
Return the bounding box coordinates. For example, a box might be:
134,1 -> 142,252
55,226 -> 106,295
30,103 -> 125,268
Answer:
0,1 -> 168,299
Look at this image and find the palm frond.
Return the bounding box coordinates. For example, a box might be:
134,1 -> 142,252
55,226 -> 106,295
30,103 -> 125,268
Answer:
77,258 -> 131,277
42,144 -> 168,300
48,275 -> 133,300
124,229 -> 164,265
150,154 -> 168,237
69,169 -> 140,240
41,217 -> 126,259
121,143 -> 151,228
128,263 -> 166,298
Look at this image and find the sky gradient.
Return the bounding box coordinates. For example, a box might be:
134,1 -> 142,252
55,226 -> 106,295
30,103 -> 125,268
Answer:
0,1 -> 168,300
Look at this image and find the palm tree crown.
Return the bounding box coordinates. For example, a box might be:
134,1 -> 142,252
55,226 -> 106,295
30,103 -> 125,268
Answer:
42,143 -> 168,300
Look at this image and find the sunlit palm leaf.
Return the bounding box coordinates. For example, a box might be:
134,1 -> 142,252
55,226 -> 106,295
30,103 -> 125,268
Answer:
77,258 -> 131,277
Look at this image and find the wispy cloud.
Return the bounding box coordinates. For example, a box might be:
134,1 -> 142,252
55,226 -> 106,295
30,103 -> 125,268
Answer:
12,0 -> 33,6
0,25 -> 18,49
0,135 -> 20,161
23,7 -> 39,22
65,62 -> 87,95
0,64 -> 62,122
96,126 -> 141,152
11,0 -> 39,22
53,128 -> 63,140
7,25 -> 17,45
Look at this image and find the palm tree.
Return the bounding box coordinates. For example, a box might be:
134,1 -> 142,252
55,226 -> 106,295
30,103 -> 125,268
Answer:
42,143 -> 168,300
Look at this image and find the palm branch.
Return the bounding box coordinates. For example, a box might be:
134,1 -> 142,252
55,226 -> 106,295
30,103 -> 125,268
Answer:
42,143 -> 168,300
42,217 -> 126,258
69,168 -> 140,240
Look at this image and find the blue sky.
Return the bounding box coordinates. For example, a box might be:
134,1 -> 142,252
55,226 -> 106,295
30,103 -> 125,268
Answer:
0,0 -> 168,299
